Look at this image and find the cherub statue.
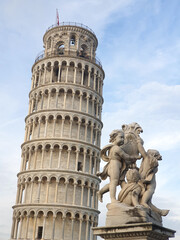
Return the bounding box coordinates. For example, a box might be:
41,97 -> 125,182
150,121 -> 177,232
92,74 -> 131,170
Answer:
118,169 -> 144,206
97,130 -> 141,203
137,137 -> 169,216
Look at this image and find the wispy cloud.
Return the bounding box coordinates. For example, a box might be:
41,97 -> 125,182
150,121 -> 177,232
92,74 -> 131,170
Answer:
102,82 -> 180,150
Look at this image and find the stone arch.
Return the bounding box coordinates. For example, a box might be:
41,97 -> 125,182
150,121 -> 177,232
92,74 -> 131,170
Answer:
56,41 -> 65,55
80,44 -> 88,57
52,61 -> 59,82
60,61 -> 67,82
63,115 -> 71,137
76,63 -> 82,84
65,88 -> 73,108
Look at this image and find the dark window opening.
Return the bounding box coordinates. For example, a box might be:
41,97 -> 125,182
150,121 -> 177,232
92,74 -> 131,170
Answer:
70,35 -> 76,46
78,162 -> 83,171
37,226 -> 43,239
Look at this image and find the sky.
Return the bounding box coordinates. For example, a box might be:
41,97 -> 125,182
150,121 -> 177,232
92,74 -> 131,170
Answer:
0,0 -> 180,239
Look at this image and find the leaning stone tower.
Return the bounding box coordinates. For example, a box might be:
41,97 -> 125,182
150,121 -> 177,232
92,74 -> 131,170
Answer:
10,22 -> 104,240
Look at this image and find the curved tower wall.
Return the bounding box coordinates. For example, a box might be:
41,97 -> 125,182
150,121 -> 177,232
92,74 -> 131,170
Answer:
10,23 -> 104,240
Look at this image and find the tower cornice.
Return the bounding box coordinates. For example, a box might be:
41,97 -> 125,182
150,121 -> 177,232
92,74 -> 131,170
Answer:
29,82 -> 104,102
25,109 -> 103,127
17,169 -> 101,182
32,53 -> 105,76
21,138 -> 101,151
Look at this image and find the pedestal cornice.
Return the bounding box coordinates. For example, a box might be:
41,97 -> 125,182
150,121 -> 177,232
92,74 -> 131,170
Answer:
93,223 -> 175,240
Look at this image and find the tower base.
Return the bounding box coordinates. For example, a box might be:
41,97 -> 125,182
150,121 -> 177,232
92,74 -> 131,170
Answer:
93,223 -> 175,240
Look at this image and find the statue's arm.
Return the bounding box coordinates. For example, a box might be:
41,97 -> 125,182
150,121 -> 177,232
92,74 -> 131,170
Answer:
143,173 -> 154,183
119,149 -> 137,163
137,137 -> 147,158
132,187 -> 141,207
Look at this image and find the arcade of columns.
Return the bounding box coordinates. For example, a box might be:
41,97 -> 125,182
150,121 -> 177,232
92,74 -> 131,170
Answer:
10,23 -> 104,240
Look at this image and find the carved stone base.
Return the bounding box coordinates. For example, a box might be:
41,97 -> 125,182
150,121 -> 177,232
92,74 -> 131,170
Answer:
106,202 -> 162,227
93,223 -> 175,240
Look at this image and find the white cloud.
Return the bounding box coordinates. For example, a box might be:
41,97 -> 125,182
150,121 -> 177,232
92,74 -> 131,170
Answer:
102,82 -> 180,151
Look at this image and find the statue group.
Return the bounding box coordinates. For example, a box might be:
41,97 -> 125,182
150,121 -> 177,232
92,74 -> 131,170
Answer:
97,123 -> 169,226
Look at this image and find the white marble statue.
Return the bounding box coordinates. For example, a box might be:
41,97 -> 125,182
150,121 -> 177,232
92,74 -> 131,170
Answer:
97,129 -> 141,203
137,137 -> 169,216
97,123 -> 169,226
118,168 -> 144,207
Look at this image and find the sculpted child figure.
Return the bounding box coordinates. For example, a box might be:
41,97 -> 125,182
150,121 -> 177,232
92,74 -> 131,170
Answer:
97,130 -> 141,203
118,169 -> 144,206
137,137 -> 169,216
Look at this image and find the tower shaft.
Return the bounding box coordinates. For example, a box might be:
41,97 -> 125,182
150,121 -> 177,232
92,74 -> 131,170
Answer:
10,22 -> 104,240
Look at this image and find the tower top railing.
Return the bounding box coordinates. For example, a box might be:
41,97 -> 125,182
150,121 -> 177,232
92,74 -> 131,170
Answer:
46,22 -> 96,35
35,50 -> 102,68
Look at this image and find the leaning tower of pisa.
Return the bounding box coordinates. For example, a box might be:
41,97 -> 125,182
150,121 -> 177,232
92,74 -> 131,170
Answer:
10,22 -> 104,240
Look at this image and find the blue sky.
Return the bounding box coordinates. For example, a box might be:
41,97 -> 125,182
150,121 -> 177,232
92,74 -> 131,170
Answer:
0,0 -> 180,239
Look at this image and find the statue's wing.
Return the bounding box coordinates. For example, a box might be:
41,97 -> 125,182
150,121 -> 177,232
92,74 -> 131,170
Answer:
101,144 -> 113,162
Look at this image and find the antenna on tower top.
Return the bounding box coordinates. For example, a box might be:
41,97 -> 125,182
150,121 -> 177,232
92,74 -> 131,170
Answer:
56,9 -> 59,26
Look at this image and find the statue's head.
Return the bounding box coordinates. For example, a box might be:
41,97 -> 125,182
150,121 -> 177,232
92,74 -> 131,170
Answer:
126,169 -> 140,183
147,149 -> 162,161
109,130 -> 124,146
122,122 -> 143,135
133,123 -> 143,135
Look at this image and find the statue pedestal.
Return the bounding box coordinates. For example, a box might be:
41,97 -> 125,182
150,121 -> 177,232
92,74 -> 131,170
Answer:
105,202 -> 163,226
93,223 -> 175,240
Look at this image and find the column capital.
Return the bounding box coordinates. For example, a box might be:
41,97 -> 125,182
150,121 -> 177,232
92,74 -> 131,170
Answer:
65,180 -> 69,185
79,218 -> 83,223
